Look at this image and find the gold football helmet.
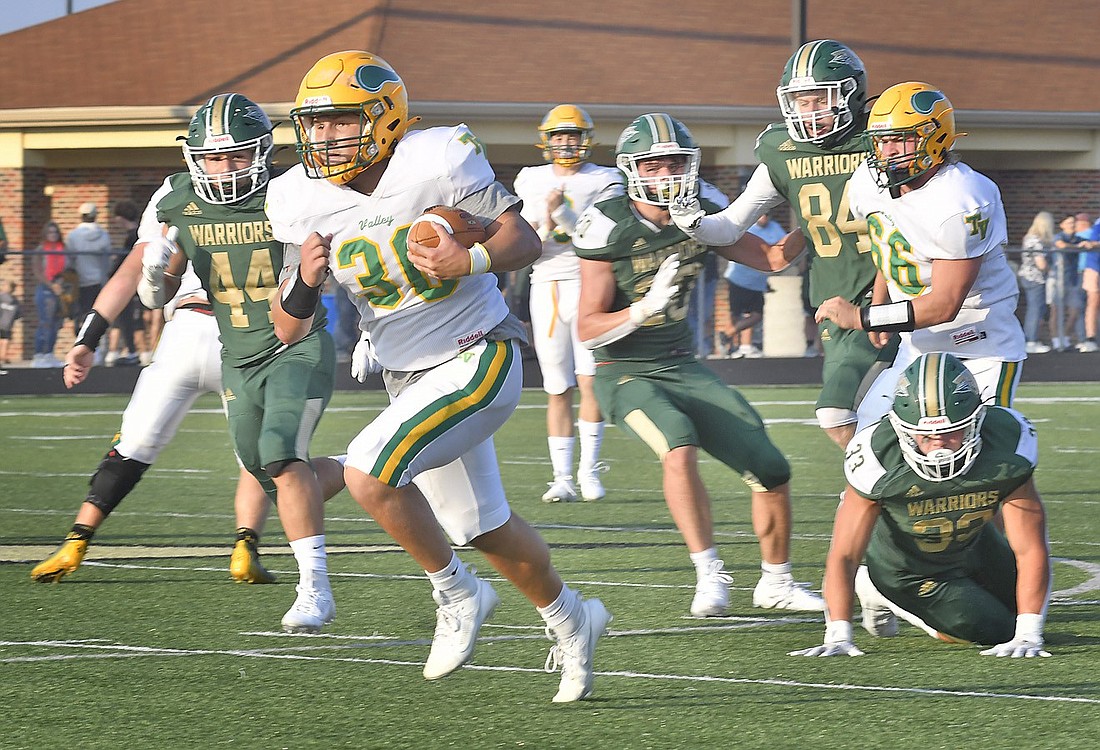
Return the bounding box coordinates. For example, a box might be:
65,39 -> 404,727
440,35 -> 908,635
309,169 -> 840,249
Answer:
290,50 -> 414,185
537,104 -> 594,166
866,82 -> 962,190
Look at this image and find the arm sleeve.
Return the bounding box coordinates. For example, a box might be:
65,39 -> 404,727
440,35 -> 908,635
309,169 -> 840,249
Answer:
692,164 -> 784,245
138,178 -> 175,242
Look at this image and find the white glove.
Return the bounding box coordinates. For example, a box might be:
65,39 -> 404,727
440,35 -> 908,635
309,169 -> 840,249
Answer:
138,227 -> 179,309
789,620 -> 865,657
629,254 -> 680,325
669,196 -> 705,235
351,331 -> 382,382
980,614 -> 1050,658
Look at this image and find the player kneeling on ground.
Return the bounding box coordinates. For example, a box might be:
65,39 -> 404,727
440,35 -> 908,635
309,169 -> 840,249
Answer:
790,352 -> 1051,658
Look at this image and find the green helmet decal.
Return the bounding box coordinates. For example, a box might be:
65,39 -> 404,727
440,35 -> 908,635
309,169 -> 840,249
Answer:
614,113 -> 700,206
888,352 -> 986,482
182,93 -> 274,205
777,39 -> 867,147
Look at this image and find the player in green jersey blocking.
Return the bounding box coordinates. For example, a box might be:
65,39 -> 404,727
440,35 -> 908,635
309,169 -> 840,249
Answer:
790,352 -> 1051,658
574,113 -> 823,618
671,40 -> 894,450
141,94 -> 343,634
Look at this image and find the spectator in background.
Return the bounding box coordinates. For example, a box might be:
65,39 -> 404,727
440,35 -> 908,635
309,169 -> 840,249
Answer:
0,214 -> 8,263
688,252 -> 718,358
1050,214 -> 1085,351
0,280 -> 20,364
105,200 -> 145,366
1077,212 -> 1100,352
1017,211 -> 1053,354
724,213 -> 784,359
65,202 -> 113,342
31,221 -> 67,367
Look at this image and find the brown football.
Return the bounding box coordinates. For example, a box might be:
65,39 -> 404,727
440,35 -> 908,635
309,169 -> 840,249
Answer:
407,205 -> 487,249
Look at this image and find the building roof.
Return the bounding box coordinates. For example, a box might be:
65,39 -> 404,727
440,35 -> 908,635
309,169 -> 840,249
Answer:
2,0 -> 1099,113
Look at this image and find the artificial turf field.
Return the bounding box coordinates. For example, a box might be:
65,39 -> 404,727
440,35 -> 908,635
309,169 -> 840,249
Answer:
2,384 -> 1098,749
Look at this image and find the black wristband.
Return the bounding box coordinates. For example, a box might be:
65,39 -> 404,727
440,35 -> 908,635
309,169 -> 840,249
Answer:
74,309 -> 110,350
280,268 -> 322,319
859,300 -> 916,332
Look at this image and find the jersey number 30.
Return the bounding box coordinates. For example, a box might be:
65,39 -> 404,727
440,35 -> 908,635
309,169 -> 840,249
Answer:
336,226 -> 458,309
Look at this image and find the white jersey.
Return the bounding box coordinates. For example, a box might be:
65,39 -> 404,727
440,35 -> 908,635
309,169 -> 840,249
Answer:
266,125 -> 515,372
137,176 -> 208,319
513,162 -> 622,283
848,160 -> 1024,361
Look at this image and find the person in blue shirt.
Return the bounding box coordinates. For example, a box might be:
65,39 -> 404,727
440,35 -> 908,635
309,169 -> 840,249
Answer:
723,214 -> 784,358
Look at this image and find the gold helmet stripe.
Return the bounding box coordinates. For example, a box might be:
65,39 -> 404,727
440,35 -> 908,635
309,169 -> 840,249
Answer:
647,113 -> 673,144
794,39 -> 823,79
920,352 -> 945,418
207,94 -> 229,137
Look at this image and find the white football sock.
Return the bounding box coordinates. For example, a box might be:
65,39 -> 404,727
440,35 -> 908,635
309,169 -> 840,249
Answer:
548,435 -> 574,479
577,419 -> 604,475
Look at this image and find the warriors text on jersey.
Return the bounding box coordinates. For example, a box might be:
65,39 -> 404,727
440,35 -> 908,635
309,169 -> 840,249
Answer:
848,160 -> 1025,360
266,125 -> 518,373
513,162 -> 622,283
844,406 -> 1037,575
154,173 -> 326,367
573,184 -> 726,367
755,124 -> 875,307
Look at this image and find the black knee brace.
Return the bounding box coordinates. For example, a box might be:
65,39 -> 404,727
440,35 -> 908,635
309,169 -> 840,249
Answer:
85,449 -> 150,516
264,458 -> 301,478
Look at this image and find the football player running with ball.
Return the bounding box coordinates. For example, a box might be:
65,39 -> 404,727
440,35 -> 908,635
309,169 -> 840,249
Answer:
573,113 -> 824,618
790,353 -> 1051,658
671,40 -> 892,450
137,93 -> 344,634
265,50 -> 610,703
812,82 -> 1027,430
513,105 -> 621,502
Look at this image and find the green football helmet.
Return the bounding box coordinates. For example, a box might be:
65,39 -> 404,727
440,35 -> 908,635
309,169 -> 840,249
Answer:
888,352 -> 986,482
777,39 -> 867,148
615,113 -> 700,206
182,93 -> 274,205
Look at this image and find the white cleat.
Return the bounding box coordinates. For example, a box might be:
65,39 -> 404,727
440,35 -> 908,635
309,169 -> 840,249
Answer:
281,584 -> 336,634
855,565 -> 898,637
578,462 -> 609,502
542,476 -> 578,503
752,576 -> 825,611
423,577 -> 500,680
690,559 -> 733,617
545,597 -> 612,703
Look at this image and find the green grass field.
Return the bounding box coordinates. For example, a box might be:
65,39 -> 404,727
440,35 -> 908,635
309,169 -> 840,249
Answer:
2,383 -> 1099,749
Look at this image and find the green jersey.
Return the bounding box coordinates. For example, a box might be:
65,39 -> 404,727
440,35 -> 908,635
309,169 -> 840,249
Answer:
573,192 -> 722,368
755,123 -> 875,306
156,173 -> 326,367
845,406 -> 1037,575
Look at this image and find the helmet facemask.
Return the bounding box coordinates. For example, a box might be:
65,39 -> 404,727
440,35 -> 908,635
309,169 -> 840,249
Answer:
868,121 -> 944,191
777,78 -> 860,146
292,102 -> 393,183
541,129 -> 592,167
617,149 -> 700,206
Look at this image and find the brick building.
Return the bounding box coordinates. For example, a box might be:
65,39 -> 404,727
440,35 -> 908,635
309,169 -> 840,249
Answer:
1,0 -> 1099,357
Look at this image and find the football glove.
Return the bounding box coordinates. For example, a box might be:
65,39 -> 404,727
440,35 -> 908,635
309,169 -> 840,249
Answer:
980,614 -> 1050,658
669,196 -> 705,235
628,254 -> 680,326
789,620 -> 865,657
351,331 -> 382,382
138,227 -> 179,308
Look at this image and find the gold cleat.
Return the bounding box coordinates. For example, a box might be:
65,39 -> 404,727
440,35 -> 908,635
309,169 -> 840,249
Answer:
31,538 -> 88,583
229,539 -> 276,584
